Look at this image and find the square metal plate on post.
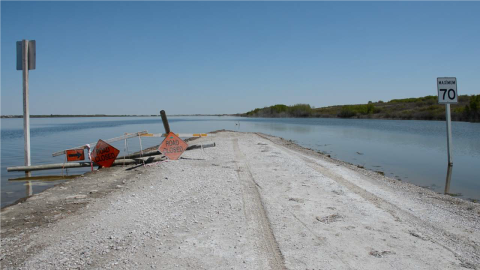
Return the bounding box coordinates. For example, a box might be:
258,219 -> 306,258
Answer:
16,40 -> 36,70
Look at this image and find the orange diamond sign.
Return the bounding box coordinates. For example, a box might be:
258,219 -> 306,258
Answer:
91,139 -> 120,167
159,132 -> 188,160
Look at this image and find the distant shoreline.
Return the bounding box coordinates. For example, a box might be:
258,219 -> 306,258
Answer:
0,114 -> 233,119
1,114 -> 157,119
241,95 -> 480,123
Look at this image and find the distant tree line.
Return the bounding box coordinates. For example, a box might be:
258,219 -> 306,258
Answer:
245,104 -> 313,118
242,95 -> 480,122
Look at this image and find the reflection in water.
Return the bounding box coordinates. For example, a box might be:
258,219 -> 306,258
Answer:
26,181 -> 32,197
10,175 -> 81,182
25,171 -> 33,197
10,175 -> 81,200
444,165 -> 453,195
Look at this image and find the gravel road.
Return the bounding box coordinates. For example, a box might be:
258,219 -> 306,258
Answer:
1,131 -> 479,269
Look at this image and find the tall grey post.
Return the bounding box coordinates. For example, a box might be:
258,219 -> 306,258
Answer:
445,104 -> 453,165
22,40 -> 32,178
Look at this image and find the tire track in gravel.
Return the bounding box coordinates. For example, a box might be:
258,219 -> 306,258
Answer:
232,138 -> 286,270
299,155 -> 479,267
255,132 -> 480,268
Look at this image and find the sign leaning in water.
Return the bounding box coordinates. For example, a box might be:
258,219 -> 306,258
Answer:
91,140 -> 120,167
437,77 -> 457,166
159,132 -> 188,160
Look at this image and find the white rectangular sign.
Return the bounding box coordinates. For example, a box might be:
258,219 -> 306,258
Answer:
437,77 -> 458,104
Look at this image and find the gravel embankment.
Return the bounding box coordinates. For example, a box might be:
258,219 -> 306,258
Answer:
1,131 -> 479,269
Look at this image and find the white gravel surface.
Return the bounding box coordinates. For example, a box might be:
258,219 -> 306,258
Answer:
1,131 -> 479,269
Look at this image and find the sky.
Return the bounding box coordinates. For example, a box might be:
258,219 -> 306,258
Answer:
1,1 -> 479,115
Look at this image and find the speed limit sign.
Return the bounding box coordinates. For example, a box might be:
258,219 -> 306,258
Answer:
437,77 -> 458,104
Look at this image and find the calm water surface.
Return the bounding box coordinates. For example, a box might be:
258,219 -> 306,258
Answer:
1,116 -> 479,207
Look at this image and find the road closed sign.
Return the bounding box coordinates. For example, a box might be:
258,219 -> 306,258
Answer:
91,140 -> 120,167
159,132 -> 188,160
437,77 -> 458,104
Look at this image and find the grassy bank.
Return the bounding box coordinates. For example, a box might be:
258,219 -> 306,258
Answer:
242,95 -> 480,122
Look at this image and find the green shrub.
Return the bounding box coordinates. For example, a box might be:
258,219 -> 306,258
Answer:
338,107 -> 356,118
463,95 -> 480,121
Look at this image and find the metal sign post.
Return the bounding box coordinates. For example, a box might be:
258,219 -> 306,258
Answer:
17,40 -> 36,178
160,110 -> 171,134
437,77 -> 458,165
445,104 -> 453,165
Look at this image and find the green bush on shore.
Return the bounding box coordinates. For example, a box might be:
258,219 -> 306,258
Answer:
463,95 -> 480,121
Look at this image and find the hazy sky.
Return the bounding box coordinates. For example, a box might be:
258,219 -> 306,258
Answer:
1,1 -> 479,115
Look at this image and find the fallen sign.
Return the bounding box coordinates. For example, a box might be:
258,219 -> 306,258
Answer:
159,132 -> 188,160
52,131 -> 148,157
127,133 -> 214,138
66,149 -> 85,161
7,156 -> 167,172
91,140 -> 120,167
7,143 -> 216,172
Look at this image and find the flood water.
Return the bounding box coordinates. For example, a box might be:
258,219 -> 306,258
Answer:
1,116 -> 479,207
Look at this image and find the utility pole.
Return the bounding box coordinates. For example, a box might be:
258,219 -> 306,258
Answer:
22,40 -> 31,177
17,40 -> 36,187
